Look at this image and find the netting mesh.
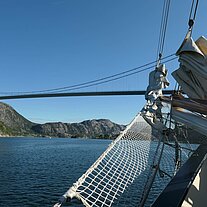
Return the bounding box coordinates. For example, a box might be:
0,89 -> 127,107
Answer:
63,113 -> 158,207
55,103 -> 197,207
144,142 -> 196,206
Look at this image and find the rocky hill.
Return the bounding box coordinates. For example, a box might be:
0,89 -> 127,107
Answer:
0,102 -> 35,136
32,119 -> 124,139
0,102 -> 206,143
0,102 -> 125,138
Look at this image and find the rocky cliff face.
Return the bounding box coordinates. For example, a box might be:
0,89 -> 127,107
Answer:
0,102 -> 35,136
0,102 -> 125,138
32,119 -> 125,138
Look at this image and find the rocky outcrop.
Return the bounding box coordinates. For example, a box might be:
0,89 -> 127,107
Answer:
0,102 -> 125,138
0,102 -> 35,136
32,119 -> 125,139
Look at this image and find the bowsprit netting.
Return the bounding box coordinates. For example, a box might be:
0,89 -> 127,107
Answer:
54,113 -> 160,207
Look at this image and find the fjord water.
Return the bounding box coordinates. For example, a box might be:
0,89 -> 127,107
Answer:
0,137 -> 195,207
0,137 -> 111,207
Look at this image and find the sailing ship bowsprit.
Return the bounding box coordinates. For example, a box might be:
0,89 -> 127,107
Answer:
54,0 -> 207,206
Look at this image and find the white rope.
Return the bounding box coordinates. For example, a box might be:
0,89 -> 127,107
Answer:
54,113 -> 154,207
53,103 -> 196,207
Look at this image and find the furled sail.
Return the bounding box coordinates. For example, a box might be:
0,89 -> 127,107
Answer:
171,35 -> 207,135
172,36 -> 207,99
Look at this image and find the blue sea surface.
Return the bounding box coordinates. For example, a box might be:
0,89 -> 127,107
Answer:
0,137 -> 111,207
0,137 -> 196,207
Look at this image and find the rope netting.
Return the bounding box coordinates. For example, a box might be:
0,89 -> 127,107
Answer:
143,141 -> 197,206
55,113 -> 162,207
54,102 -> 198,207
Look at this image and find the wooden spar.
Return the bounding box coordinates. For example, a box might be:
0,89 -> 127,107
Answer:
161,96 -> 207,115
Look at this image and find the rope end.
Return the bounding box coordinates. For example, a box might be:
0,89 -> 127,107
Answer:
53,195 -> 68,207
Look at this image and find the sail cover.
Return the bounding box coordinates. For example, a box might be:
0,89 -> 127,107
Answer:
172,36 -> 207,99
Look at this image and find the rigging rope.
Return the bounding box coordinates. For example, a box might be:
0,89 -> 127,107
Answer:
0,54 -> 176,95
52,1 -> 202,206
188,0 -> 199,30
156,0 -> 171,65
53,103 -> 195,207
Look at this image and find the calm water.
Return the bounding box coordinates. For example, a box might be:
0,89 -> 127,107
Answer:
0,137 -> 111,207
0,137 -> 196,207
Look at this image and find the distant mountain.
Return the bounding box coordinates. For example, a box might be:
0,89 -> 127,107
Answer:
0,102 -> 35,136
0,102 -> 206,143
0,102 -> 125,138
32,119 -> 125,139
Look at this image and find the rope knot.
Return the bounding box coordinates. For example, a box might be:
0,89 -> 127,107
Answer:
188,19 -> 194,28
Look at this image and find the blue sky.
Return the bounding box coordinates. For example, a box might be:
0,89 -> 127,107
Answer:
0,0 -> 206,124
